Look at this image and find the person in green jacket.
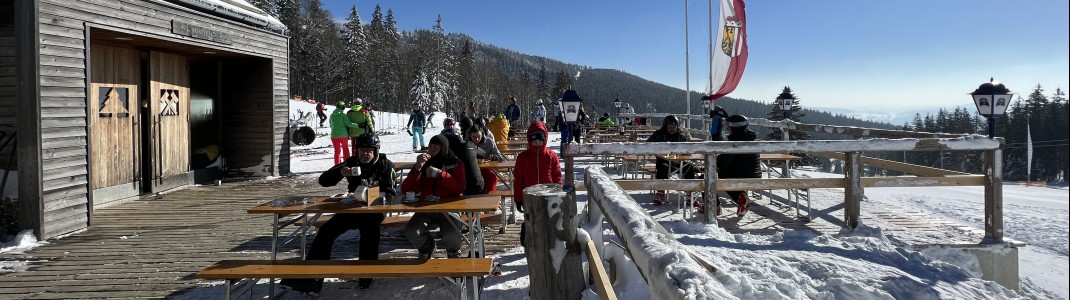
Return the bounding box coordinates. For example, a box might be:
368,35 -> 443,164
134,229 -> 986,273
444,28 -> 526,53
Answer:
597,112 -> 616,126
347,98 -> 375,154
330,101 -> 361,164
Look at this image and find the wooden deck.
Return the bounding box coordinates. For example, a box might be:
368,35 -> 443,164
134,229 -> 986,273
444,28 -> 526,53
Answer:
0,176 -> 522,299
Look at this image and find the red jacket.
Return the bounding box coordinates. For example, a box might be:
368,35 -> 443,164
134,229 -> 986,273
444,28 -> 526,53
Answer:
513,121 -> 562,202
401,158 -> 466,198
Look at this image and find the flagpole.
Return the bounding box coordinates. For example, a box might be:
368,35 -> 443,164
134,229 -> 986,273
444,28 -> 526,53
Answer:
709,0 -> 714,97
684,0 -> 691,127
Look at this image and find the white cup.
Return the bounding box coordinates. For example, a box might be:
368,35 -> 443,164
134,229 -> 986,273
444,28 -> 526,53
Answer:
350,166 -> 362,177
405,191 -> 416,201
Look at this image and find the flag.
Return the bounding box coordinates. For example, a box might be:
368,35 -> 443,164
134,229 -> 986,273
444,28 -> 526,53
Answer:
706,0 -> 748,100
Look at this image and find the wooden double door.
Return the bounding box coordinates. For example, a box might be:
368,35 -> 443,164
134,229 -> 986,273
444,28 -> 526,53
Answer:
89,44 -> 190,204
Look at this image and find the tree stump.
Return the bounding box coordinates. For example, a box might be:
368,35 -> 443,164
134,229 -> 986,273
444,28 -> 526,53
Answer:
523,183 -> 585,300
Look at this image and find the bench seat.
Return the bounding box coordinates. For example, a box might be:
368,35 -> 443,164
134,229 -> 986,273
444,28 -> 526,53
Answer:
197,258 -> 494,280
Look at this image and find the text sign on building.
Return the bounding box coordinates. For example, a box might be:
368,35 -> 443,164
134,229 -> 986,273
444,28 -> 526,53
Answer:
171,20 -> 233,45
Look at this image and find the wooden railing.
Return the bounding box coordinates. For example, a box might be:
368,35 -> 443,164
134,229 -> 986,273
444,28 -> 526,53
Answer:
563,136 -> 1008,241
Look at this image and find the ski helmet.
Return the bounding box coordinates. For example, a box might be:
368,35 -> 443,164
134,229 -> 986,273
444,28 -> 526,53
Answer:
727,115 -> 749,128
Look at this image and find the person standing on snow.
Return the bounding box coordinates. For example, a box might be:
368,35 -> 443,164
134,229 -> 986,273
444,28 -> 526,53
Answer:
513,121 -> 562,248
347,98 -> 375,154
531,99 -> 546,123
315,101 -> 328,127
407,105 -> 427,151
504,96 -> 522,126
329,101 -> 361,165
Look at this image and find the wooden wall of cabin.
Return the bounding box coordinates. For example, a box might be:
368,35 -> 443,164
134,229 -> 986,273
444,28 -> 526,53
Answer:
0,0 -> 16,168
0,0 -> 17,235
33,0 -> 289,239
220,58 -> 275,174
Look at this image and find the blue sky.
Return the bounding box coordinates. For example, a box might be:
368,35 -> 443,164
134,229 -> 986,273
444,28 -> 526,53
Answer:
323,0 -> 1069,111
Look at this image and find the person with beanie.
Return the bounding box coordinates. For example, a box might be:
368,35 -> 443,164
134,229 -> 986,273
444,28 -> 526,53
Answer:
513,121 -> 562,248
401,134 -> 467,259
504,97 -> 522,125
440,117 -> 485,195
716,115 -> 761,216
709,105 -> 730,141
280,133 -> 393,293
646,114 -> 695,205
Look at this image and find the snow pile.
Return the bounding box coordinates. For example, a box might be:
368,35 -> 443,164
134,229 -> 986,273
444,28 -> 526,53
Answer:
0,229 -> 45,255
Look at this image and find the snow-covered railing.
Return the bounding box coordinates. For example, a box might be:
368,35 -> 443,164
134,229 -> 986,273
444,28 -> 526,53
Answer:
621,113 -> 967,139
582,166 -> 732,299
562,136 -> 1008,241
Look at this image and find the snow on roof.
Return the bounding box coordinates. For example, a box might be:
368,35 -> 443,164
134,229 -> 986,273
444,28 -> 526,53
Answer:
164,0 -> 286,32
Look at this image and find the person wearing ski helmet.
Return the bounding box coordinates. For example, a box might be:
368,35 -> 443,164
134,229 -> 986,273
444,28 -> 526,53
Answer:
716,114 -> 761,216
281,132 -> 394,292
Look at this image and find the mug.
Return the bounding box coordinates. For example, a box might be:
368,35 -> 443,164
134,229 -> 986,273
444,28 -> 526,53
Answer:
405,191 -> 416,201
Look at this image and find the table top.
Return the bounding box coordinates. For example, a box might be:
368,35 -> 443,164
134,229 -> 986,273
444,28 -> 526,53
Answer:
394,160 -> 516,170
496,140 -> 528,146
248,195 -> 501,214
760,153 -> 802,161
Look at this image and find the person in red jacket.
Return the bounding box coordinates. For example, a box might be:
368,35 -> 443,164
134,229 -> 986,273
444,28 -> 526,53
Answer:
513,121 -> 562,247
401,134 -> 467,258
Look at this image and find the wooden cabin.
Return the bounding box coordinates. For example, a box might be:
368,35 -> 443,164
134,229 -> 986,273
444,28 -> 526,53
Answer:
0,0 -> 290,239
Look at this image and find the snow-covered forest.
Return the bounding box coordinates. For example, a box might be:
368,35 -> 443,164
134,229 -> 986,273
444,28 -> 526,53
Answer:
247,0 -> 578,122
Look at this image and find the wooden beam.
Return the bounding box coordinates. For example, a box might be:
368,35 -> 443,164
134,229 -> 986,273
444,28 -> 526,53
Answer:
615,175 -> 984,191
844,152 -> 862,230
813,152 -> 970,177
565,138 -> 1001,156
984,148 -> 1004,241
16,0 -> 45,239
585,240 -> 618,300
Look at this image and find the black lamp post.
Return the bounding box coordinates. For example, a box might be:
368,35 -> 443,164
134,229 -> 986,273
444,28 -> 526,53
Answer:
776,89 -> 796,121
970,78 -> 1013,139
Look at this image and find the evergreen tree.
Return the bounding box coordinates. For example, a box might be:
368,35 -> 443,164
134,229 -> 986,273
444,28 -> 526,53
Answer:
456,40 -> 477,109
764,86 -> 811,141
382,10 -> 404,111
341,5 -> 368,100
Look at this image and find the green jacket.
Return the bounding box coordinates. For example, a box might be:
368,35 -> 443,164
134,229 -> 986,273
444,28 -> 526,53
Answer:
598,118 -> 616,126
329,108 -> 359,138
346,105 -> 375,137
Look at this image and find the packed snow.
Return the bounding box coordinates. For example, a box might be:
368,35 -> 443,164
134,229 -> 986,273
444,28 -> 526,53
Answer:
3,100 -> 1065,299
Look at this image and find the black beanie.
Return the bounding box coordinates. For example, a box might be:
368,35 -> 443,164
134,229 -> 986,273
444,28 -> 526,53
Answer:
429,134 -> 450,149
663,115 -> 679,126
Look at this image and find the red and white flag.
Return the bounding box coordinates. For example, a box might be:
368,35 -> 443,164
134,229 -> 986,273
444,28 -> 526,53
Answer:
706,0 -> 748,101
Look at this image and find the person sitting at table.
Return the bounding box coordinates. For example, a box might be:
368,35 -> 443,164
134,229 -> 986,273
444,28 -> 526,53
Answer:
280,133 -> 394,294
513,121 -> 562,248
597,112 -> 615,126
646,115 -> 694,206
467,123 -> 504,193
442,117 -> 485,195
488,114 -> 510,144
402,134 -> 468,259
716,115 -> 761,216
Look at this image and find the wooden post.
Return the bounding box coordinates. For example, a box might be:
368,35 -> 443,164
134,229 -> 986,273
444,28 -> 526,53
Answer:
984,148 -> 1004,241
703,154 -> 717,224
844,152 -> 862,229
523,184 -> 585,300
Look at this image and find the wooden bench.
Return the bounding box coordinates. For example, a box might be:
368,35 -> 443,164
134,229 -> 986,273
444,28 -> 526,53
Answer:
198,258 -> 494,299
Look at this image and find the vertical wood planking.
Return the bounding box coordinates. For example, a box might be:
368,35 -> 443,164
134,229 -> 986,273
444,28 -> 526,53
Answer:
149,51 -> 189,179
87,44 -> 137,189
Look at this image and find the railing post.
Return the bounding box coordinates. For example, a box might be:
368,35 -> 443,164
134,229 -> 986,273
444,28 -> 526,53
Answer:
984,148 -> 1004,241
703,154 -> 717,224
844,152 -> 862,229
523,184 -> 585,300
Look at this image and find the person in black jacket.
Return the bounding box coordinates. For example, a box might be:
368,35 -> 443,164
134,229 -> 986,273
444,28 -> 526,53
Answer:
442,118 -> 485,195
280,133 -> 394,294
717,115 -> 761,216
646,115 -> 694,205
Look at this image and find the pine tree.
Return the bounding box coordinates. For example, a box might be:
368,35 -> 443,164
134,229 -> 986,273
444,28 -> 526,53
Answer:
456,39 -> 477,108
382,10 -> 404,111
341,5 -> 368,100
764,87 -> 810,141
